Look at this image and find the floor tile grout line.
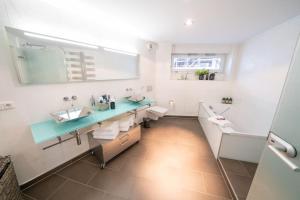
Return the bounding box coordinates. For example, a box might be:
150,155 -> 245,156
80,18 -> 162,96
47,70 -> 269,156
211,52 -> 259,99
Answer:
22,193 -> 37,200
220,158 -> 257,179
102,192 -> 129,200
215,161 -> 236,200
81,159 -> 99,167
240,160 -> 257,178
45,179 -> 68,200
201,171 -> 234,200
189,168 -> 223,177
58,173 -> 131,200
22,172 -> 59,192
237,160 -> 252,178
132,170 -> 231,200
182,187 -> 232,200
22,153 -> 91,192
55,173 -> 108,193
53,154 -> 93,175
85,170 -> 99,185
54,175 -> 127,200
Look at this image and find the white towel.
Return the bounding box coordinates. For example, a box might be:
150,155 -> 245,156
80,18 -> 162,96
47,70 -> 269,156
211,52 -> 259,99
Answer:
93,131 -> 119,140
208,115 -> 232,127
92,121 -> 120,140
119,115 -> 135,131
92,129 -> 119,140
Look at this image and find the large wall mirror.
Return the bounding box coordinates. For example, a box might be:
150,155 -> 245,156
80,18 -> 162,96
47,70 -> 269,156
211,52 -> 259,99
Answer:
6,27 -> 139,84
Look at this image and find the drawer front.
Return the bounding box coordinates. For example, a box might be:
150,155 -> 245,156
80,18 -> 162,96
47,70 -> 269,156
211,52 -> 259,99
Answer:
118,126 -> 141,147
102,126 -> 141,162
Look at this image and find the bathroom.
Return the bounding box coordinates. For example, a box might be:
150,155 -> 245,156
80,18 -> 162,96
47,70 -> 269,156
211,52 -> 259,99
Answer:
0,0 -> 300,200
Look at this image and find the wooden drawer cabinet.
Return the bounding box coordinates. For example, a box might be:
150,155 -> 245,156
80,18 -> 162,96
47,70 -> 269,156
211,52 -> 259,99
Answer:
88,125 -> 141,168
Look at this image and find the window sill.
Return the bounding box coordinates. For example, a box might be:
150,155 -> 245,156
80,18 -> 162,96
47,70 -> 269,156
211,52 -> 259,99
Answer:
171,72 -> 226,81
171,79 -> 227,82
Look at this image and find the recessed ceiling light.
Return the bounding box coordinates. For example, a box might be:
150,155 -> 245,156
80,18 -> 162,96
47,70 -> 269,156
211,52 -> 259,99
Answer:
184,19 -> 193,26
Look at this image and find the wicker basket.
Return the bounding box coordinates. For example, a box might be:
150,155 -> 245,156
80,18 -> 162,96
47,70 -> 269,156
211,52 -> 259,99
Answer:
0,157 -> 23,200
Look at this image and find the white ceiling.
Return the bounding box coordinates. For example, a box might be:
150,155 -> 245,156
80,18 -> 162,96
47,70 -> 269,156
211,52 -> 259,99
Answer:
4,0 -> 300,44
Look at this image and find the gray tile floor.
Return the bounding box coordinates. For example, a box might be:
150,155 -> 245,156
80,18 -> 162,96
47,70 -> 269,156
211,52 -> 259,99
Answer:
23,117 -> 232,200
219,158 -> 257,200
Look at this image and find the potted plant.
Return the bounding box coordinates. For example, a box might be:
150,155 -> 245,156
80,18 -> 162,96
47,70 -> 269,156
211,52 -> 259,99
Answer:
204,69 -> 209,80
195,69 -> 209,80
209,72 -> 216,80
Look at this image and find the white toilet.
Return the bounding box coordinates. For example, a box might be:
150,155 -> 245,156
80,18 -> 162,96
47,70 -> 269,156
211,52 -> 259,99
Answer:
146,106 -> 168,120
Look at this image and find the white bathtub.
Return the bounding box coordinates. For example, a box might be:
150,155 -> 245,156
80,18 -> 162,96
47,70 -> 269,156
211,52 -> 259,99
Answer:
198,102 -> 266,163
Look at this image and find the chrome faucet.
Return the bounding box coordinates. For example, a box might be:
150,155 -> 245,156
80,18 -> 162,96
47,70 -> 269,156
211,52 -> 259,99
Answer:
63,96 -> 78,107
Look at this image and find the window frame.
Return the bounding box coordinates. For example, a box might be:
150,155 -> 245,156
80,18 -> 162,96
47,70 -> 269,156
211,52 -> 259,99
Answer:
171,53 -> 227,73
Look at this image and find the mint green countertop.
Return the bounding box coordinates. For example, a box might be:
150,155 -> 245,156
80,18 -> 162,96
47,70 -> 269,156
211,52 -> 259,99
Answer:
31,99 -> 151,144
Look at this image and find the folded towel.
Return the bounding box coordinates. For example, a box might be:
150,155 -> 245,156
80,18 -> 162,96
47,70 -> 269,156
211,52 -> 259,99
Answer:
92,130 -> 119,140
208,115 -> 232,127
92,123 -> 120,140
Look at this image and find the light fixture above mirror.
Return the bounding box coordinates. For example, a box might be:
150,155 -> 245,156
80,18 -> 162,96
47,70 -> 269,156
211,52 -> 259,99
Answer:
24,32 -> 99,49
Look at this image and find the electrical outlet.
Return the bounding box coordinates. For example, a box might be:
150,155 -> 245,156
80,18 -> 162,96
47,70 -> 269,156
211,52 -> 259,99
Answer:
0,101 -> 15,111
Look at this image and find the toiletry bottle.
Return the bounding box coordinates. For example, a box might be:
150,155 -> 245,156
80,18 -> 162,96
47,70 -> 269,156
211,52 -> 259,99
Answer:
90,95 -> 96,107
110,97 -> 116,109
225,98 -> 229,104
222,97 -> 226,104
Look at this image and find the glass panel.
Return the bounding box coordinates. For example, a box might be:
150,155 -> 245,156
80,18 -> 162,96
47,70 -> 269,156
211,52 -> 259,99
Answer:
248,147 -> 300,200
248,38 -> 300,200
171,54 -> 226,71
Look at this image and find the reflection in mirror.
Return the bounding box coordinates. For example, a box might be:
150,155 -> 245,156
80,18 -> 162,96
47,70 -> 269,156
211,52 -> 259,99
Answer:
6,27 -> 139,84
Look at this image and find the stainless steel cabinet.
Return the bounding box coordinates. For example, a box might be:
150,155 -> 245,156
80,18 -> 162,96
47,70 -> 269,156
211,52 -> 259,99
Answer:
88,126 -> 141,168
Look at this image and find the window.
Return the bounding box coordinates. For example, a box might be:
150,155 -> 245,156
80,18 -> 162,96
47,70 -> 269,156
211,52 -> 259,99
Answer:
171,53 -> 226,72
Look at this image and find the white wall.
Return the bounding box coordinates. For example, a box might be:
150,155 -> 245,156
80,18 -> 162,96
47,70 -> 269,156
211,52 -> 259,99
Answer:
0,2 -> 156,184
1,0 -> 300,185
230,15 -> 300,136
154,43 -> 238,116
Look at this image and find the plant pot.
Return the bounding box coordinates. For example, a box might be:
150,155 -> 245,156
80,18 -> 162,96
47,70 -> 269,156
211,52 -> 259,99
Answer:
199,75 -> 204,80
209,73 -> 215,80
205,74 -> 209,80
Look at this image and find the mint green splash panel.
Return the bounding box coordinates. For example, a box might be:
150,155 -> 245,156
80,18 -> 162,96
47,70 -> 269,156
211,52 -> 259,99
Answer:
31,100 -> 151,144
